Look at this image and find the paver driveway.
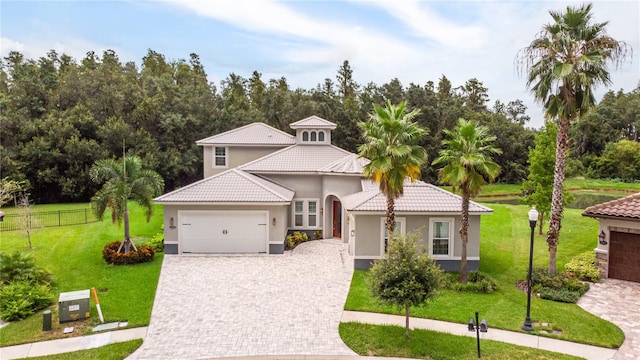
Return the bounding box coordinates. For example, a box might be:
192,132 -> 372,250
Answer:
128,239 -> 356,360
578,279 -> 640,359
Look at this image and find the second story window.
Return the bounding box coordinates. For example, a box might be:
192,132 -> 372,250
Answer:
302,131 -> 309,141
214,147 -> 227,167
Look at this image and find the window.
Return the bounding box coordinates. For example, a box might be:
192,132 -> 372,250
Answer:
292,199 -> 319,228
381,217 -> 405,253
213,147 -> 227,167
302,131 -> 309,141
318,131 -> 325,142
294,201 -> 304,227
310,131 -> 317,141
430,218 -> 453,257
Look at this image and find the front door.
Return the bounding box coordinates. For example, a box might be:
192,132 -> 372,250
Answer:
332,201 -> 342,238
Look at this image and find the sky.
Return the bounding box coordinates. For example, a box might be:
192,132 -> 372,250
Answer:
1,0 -> 639,128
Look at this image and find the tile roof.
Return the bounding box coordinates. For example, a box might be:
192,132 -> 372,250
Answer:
289,116 -> 337,129
582,192 -> 640,220
154,169 -> 294,204
342,180 -> 493,214
196,122 -> 295,146
319,154 -> 370,174
239,145 -> 353,173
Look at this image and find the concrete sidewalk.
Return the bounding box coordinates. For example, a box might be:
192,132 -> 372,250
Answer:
1,312 -> 620,360
342,311 -> 618,360
0,327 -> 147,360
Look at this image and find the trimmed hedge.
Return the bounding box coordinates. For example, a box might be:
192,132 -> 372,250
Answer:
102,241 -> 155,265
529,267 -> 589,303
285,231 -> 309,250
445,271 -> 498,293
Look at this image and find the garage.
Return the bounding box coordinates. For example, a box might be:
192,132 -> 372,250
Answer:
180,211 -> 268,253
609,231 -> 640,283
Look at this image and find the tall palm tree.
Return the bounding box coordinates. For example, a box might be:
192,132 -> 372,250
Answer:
90,155 -> 164,254
518,3 -> 630,274
433,119 -> 501,283
358,101 -> 427,239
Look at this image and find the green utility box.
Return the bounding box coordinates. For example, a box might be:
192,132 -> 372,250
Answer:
58,289 -> 90,323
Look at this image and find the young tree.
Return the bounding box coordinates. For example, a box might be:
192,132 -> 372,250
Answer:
358,101 -> 427,238
368,231 -> 443,339
432,119 -> 501,283
17,193 -> 38,249
517,3 -> 631,274
90,155 -> 164,254
521,122 -> 573,235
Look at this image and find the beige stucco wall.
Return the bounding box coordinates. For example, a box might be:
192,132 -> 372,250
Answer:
162,204 -> 287,253
202,145 -> 287,178
352,213 -> 482,260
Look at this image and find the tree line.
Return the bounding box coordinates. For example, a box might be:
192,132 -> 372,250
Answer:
1,49 -> 637,204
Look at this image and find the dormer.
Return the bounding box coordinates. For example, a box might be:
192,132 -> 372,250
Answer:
289,116 -> 336,145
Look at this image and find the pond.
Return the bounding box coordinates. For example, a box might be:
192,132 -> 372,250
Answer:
478,192 -> 623,210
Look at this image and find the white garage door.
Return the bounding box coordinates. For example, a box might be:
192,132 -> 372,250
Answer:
180,211 -> 267,253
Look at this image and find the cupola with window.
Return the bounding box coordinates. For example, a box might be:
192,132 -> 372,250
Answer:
289,115 -> 336,145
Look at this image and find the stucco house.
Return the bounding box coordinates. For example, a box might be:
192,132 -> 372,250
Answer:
583,192 -> 640,283
154,116 -> 493,270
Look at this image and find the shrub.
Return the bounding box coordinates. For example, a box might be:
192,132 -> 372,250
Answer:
0,281 -> 55,321
285,232 -> 309,250
445,271 -> 498,293
148,229 -> 165,253
0,251 -> 52,286
528,267 -> 589,303
102,241 -> 155,265
313,230 -> 323,240
539,287 -> 581,303
565,251 -> 600,282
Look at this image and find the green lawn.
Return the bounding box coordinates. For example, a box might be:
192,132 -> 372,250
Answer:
344,204 -> 624,348
0,203 -> 163,346
340,323 -> 582,360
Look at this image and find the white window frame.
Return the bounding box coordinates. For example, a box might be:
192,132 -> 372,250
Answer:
310,131 -> 317,141
213,146 -> 228,168
291,199 -> 319,228
429,218 -> 454,258
380,217 -> 405,255
302,131 -> 309,142
318,131 -> 325,142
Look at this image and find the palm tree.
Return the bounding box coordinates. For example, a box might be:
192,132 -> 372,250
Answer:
518,3 -> 630,274
90,155 -> 164,254
433,119 -> 501,283
358,100 -> 427,239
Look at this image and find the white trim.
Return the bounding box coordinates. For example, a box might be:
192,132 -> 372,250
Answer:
347,211 -> 491,216
380,217 -> 406,255
291,198 -> 320,229
178,210 -> 269,254
213,146 -> 228,168
429,217 -> 455,258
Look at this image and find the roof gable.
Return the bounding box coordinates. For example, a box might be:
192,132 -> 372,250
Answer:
583,192 -> 640,220
196,122 -> 295,146
343,180 -> 493,214
154,169 -> 294,203
289,116 -> 337,130
239,144 -> 354,173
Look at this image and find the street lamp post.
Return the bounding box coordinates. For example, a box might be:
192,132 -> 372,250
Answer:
522,206 -> 538,331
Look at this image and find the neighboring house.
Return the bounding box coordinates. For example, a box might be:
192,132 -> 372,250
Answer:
583,192 -> 640,283
154,116 -> 493,270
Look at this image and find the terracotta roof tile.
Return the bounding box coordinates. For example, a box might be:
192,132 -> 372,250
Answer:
154,169 -> 294,203
239,144 -> 352,173
582,192 -> 640,220
343,180 -> 493,214
196,122 -> 295,146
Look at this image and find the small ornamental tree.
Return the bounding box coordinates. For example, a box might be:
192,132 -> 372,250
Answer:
367,231 -> 444,339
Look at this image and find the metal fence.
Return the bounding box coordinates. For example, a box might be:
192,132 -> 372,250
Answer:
0,208 -> 98,232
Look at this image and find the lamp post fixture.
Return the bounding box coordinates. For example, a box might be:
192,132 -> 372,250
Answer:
522,206 -> 538,331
